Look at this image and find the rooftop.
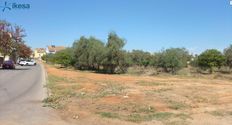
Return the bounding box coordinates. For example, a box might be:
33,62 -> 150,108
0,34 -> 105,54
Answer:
35,48 -> 46,53
47,45 -> 66,52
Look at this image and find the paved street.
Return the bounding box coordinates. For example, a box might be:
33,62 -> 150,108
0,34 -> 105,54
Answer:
0,64 -> 73,125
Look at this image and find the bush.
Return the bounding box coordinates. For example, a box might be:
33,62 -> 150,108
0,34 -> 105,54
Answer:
42,54 -> 56,64
128,50 -> 153,67
53,48 -> 74,67
198,49 -> 225,73
157,48 -> 190,74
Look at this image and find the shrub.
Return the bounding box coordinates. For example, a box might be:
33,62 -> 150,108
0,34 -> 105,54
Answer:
198,49 -> 225,73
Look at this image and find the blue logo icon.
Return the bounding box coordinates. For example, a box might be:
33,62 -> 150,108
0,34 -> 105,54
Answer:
0,1 -> 11,12
0,1 -> 30,12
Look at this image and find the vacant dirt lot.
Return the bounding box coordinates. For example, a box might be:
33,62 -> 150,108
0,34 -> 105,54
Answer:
44,64 -> 232,125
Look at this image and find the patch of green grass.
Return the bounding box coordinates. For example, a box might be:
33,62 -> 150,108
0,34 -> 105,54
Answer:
150,112 -> 174,121
97,110 -> 191,123
99,112 -> 174,123
125,112 -> 191,123
168,100 -> 189,110
97,112 -> 120,119
126,113 -> 148,122
125,112 -> 174,122
136,81 -> 166,86
113,103 -> 156,114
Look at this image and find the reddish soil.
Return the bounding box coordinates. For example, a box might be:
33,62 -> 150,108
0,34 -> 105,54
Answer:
45,64 -> 232,125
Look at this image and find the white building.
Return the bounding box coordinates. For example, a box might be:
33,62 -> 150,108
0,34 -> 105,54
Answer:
46,45 -> 66,54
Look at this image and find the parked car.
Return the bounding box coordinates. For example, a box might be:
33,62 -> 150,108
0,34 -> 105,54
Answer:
2,60 -> 15,69
19,60 -> 37,66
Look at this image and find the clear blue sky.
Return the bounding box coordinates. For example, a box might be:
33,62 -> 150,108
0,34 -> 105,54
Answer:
1,0 -> 232,54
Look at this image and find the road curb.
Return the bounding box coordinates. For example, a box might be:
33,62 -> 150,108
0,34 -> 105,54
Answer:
40,62 -> 49,100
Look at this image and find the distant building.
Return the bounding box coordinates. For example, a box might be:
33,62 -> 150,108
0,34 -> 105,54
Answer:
46,45 -> 66,54
34,48 -> 46,60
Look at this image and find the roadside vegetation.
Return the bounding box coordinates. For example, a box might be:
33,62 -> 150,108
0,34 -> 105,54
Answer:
42,32 -> 232,75
40,27 -> 232,125
0,20 -> 32,61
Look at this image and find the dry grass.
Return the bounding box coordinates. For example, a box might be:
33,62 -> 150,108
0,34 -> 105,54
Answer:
43,64 -> 232,125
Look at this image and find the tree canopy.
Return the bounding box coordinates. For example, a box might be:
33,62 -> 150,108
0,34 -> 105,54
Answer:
224,45 -> 232,69
157,48 -> 190,73
198,49 -> 225,73
129,50 -> 152,67
103,32 -> 127,73
42,31 -> 232,74
0,20 -> 31,61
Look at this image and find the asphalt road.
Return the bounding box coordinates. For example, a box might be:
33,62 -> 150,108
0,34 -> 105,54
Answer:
0,64 -> 73,125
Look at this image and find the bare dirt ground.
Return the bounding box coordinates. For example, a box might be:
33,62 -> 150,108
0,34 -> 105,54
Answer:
44,64 -> 232,125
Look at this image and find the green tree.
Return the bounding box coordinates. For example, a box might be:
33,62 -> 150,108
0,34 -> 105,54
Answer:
73,36 -> 106,70
103,32 -> 127,73
53,48 -> 74,67
73,36 -> 90,69
42,54 -> 56,64
224,45 -> 232,69
157,48 -> 190,73
87,37 -> 105,70
129,50 -> 152,67
198,49 -> 225,73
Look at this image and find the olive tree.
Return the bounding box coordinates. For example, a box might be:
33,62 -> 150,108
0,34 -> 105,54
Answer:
73,36 -> 90,69
73,36 -> 106,70
224,45 -> 232,69
157,48 -> 190,73
103,32 -> 127,73
53,48 -> 74,67
129,50 -> 153,67
198,49 -> 225,73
